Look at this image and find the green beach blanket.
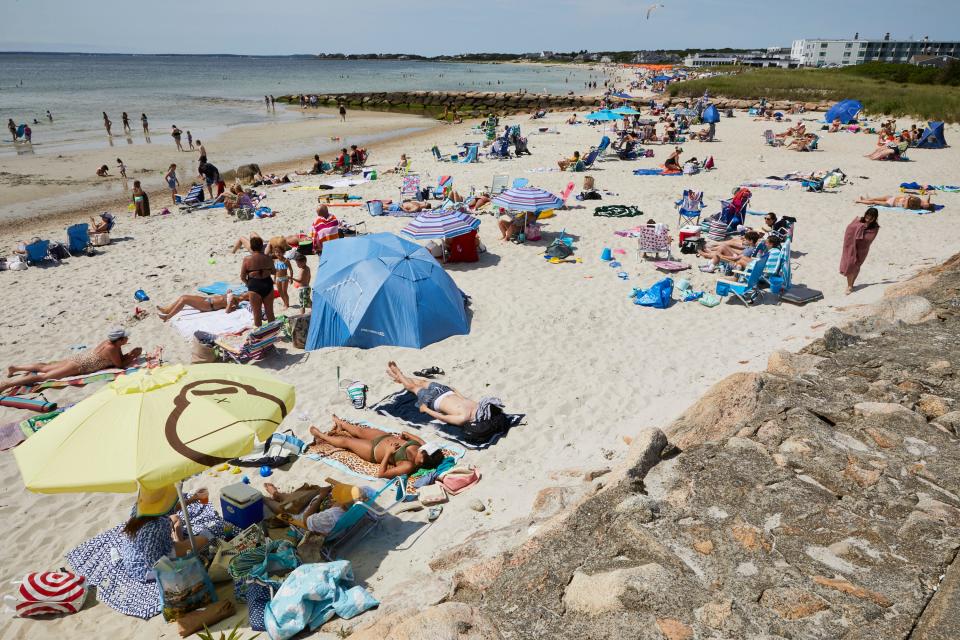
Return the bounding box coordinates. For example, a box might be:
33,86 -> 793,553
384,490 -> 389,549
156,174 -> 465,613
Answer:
594,205 -> 644,218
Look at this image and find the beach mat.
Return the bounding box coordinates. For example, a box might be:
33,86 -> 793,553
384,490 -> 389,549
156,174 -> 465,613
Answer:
370,390 -> 524,450
873,204 -> 945,215
305,419 -> 464,490
633,169 -> 682,176
198,282 -> 248,296
169,305 -> 254,341
740,181 -> 789,190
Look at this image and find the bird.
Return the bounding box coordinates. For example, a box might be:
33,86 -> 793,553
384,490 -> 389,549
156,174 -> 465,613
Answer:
646,3 -> 664,20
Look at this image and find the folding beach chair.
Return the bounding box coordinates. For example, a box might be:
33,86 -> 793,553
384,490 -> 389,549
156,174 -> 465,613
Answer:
489,174 -> 510,195
24,239 -> 57,266
579,148 -> 600,170
180,184 -> 205,205
400,174 -> 422,202
559,182 -> 576,209
715,252 -> 770,306
762,238 -> 792,299
511,178 -> 529,189
459,144 -> 479,164
66,223 -> 90,255
763,129 -> 782,147
637,223 -> 672,260
321,477 -> 408,560
431,146 -> 446,162
595,135 -> 612,160
675,190 -> 704,227
432,176 -> 453,199
215,319 -> 284,364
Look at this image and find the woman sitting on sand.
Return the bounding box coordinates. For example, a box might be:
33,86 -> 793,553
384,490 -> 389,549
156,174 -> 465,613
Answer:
663,146 -> 682,172
1,328 -> 142,393
156,291 -> 249,321
296,154 -> 323,176
856,193 -> 936,211
866,133 -> 909,161
310,416 -> 444,480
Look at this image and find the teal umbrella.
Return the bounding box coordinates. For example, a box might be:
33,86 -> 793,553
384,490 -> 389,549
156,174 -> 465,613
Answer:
612,106 -> 640,115
585,110 -> 623,122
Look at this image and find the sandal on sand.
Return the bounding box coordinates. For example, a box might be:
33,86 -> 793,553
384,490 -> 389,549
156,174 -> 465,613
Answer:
414,366 -> 444,378
340,381 -> 367,409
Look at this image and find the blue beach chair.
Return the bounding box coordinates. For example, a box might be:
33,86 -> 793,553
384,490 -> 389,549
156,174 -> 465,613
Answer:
66,223 -> 90,255
459,144 -> 479,164
24,239 -> 56,266
675,190 -> 704,227
322,477 -> 408,559
715,252 -> 770,306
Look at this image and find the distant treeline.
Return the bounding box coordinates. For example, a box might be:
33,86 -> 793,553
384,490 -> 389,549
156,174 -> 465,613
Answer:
839,61 -> 960,86
311,48 -> 757,64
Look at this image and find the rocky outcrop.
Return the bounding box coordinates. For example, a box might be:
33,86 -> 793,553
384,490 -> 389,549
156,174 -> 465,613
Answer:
409,253 -> 959,640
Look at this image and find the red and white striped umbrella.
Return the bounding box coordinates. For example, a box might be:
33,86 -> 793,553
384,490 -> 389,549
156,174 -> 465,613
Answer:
491,186 -> 563,213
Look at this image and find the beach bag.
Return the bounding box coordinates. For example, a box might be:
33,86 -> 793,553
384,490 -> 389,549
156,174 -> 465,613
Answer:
366,200 -> 384,216
525,223 -> 542,242
288,314 -> 310,349
246,582 -> 271,631
632,278 -> 673,309
236,207 -> 254,221
90,233 -> 110,247
7,257 -> 27,271
191,338 -> 217,364
207,523 -> 266,583
154,554 -> 217,621
228,539 -> 299,598
49,242 -> 70,261
440,466 -> 481,495
8,571 -> 87,617
417,483 -> 447,506
544,238 -> 573,260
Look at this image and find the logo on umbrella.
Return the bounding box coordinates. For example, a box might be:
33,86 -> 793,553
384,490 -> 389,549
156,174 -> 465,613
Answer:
164,380 -> 288,466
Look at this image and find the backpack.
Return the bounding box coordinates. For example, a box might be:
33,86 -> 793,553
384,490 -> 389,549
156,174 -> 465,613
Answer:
11,571 -> 88,617
49,242 -> 70,261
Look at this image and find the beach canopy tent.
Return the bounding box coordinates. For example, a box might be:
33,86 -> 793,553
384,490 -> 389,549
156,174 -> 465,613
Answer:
305,233 -> 469,350
652,75 -> 673,82
824,99 -> 863,124
701,104 -> 720,123
916,121 -> 947,149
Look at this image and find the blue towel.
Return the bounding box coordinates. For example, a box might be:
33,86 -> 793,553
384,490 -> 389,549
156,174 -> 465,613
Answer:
198,282 -> 249,296
265,561 -> 378,640
633,168 -> 683,176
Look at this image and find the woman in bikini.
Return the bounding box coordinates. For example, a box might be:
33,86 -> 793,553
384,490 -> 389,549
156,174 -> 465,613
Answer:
856,194 -> 936,211
1,328 -> 142,393
663,146 -> 682,172
240,235 -> 276,327
272,246 -> 292,310
156,291 -> 249,321
309,416 -> 444,479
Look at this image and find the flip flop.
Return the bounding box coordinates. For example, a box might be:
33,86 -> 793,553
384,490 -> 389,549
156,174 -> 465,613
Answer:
413,366 -> 444,378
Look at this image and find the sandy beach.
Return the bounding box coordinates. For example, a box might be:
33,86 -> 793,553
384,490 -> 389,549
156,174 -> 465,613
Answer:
1,72 -> 959,638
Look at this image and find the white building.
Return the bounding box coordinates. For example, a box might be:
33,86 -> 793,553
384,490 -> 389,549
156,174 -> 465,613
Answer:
683,53 -> 797,69
791,36 -> 960,67
683,54 -> 738,68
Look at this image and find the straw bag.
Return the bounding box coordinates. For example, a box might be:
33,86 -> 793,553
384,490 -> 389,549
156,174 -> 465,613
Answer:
90,233 -> 110,247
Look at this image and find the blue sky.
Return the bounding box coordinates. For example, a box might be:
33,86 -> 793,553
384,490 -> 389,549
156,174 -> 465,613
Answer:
2,0 -> 959,56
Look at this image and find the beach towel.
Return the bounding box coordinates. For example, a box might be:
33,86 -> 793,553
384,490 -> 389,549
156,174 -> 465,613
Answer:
169,306 -> 254,341
370,391 -> 524,450
873,204 -> 945,215
66,502 -> 224,619
0,421 -> 26,450
198,282 -> 248,296
740,181 -> 789,190
899,182 -> 960,193
305,420 -> 465,485
5,351 -> 161,396
264,561 -> 378,640
17,407 -> 67,440
594,205 -> 644,218
633,168 -> 682,176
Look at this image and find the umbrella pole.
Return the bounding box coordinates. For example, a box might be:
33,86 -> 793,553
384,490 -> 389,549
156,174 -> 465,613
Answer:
175,481 -> 199,555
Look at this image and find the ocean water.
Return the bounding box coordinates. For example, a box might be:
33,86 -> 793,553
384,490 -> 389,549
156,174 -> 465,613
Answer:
0,54 -> 598,156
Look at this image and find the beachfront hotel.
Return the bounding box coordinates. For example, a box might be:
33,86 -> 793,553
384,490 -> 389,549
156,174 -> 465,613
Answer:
791,34 -> 960,67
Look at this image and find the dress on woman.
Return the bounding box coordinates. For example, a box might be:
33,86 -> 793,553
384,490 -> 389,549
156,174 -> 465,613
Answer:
66,497 -> 224,619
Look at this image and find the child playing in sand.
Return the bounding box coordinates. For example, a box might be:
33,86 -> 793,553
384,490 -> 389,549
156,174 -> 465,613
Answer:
291,252 -> 312,309
272,246 -> 291,309
116,158 -> 127,179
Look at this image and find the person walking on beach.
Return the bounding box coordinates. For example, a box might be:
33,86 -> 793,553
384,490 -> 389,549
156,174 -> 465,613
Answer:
265,95 -> 270,109
840,208 -> 880,295
116,158 -> 127,179
339,104 -> 347,122
186,130 -> 194,150
270,95 -> 276,110
46,110 -> 53,122
102,112 -> 112,136
171,125 -> 183,151
7,119 -> 15,142
164,163 -> 179,205
196,139 -> 206,158
141,113 -> 149,135
23,124 -> 31,143
122,112 -> 131,133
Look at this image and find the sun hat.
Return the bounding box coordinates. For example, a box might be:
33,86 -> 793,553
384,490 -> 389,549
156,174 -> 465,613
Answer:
108,327 -> 129,341
136,484 -> 179,517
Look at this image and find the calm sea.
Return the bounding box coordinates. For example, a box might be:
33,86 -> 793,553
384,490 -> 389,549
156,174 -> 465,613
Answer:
0,54 -> 597,156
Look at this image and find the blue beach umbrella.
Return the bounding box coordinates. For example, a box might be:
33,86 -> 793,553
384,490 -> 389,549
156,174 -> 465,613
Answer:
305,233 -> 469,350
612,106 -> 641,116
585,110 -> 624,122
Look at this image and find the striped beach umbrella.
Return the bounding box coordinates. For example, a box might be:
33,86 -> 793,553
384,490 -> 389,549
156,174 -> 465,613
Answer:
491,186 -> 563,213
401,208 -> 481,240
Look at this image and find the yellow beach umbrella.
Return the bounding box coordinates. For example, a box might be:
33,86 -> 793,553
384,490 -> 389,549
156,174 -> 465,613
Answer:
14,363 -> 296,494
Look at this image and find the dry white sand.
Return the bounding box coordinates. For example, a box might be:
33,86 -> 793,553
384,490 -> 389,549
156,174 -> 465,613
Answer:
1,93 -> 958,638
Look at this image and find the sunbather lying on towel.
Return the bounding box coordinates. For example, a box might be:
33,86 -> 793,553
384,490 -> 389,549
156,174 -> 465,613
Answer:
309,416 -> 444,479
385,361 -> 509,439
156,291 -> 250,321
856,193 -> 936,211
1,328 -> 142,393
